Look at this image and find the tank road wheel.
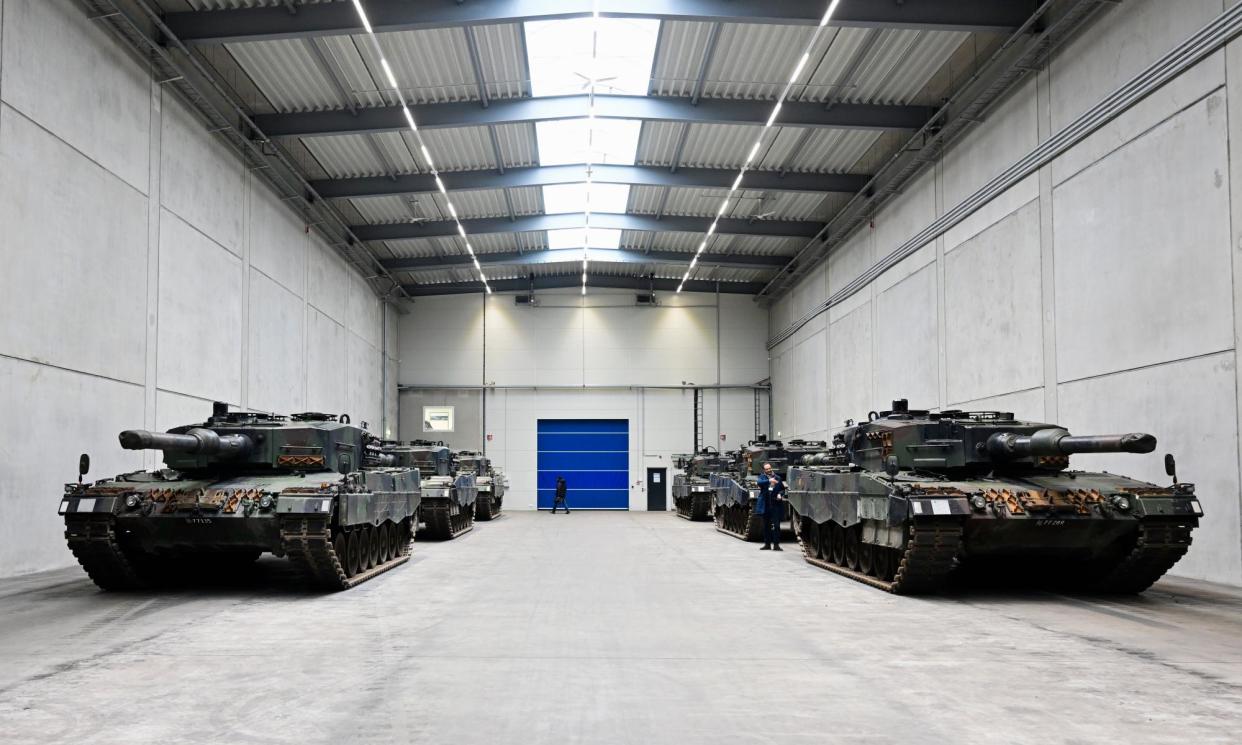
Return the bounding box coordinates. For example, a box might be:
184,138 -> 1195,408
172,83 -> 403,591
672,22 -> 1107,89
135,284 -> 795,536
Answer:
393,521 -> 407,556
376,523 -> 390,563
790,510 -> 802,541
818,522 -> 833,562
873,546 -> 895,582
858,540 -> 875,576
844,526 -> 861,571
346,531 -> 363,577
830,523 -> 846,566
362,526 -> 377,570
334,533 -> 352,577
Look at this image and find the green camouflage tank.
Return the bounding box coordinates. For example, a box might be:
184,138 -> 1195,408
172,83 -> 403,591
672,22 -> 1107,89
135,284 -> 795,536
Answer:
785,399 -> 1203,594
60,402 -> 420,591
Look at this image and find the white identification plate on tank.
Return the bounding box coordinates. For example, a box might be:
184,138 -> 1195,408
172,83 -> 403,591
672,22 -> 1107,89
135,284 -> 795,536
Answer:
911,501 -> 924,514
77,498 -> 95,513
320,499 -> 331,512
1192,500 -> 1202,513
931,501 -> 951,515
59,501 -> 69,514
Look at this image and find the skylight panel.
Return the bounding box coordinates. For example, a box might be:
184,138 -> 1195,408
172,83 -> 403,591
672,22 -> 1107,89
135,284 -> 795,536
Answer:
535,118 -> 641,166
525,18 -> 660,97
542,183 -> 631,214
546,228 -> 623,250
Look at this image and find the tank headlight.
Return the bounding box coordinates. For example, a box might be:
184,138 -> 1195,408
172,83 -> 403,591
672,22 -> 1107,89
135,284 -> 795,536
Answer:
125,494 -> 142,509
258,494 -> 274,509
969,495 -> 987,512
1111,494 -> 1132,511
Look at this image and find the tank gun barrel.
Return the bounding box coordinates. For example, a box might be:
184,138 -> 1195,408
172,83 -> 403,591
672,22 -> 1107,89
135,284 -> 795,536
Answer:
987,428 -> 1156,458
118,428 -> 252,458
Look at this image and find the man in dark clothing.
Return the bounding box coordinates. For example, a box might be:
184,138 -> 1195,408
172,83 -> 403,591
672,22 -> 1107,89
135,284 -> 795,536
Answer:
756,462 -> 785,550
551,475 -> 570,514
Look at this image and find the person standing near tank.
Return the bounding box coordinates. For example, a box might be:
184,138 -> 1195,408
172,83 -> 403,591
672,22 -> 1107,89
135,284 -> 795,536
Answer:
756,462 -> 785,550
551,475 -> 570,514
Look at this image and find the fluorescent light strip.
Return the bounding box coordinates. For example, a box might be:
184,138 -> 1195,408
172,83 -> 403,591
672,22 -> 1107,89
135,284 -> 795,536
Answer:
582,0 -> 601,297
351,1 -> 492,292
678,0 -> 838,293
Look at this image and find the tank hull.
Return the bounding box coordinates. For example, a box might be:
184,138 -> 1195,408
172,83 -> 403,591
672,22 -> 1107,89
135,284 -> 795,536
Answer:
786,467 -> 1202,594
473,476 -> 504,521
419,474 -> 479,539
671,475 -> 713,521
60,468 -> 420,591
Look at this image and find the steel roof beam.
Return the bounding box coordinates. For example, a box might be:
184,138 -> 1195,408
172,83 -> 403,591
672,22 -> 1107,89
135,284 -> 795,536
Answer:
167,1 -> 1033,45
353,211 -> 821,241
313,163 -> 869,199
403,274 -> 765,297
255,95 -> 930,138
383,247 -> 787,271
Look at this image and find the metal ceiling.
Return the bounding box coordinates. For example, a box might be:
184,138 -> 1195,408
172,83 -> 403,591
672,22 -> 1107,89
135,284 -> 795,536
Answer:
140,0 -> 1044,296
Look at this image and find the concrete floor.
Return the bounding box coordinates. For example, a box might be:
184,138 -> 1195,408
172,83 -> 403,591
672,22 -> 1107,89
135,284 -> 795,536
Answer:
2,513 -> 1241,744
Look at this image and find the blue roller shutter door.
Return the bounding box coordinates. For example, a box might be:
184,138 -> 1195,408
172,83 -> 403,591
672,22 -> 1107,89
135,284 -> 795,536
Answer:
537,419 -> 629,510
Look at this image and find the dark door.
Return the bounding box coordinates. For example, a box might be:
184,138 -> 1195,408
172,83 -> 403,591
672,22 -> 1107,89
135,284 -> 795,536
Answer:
647,468 -> 667,511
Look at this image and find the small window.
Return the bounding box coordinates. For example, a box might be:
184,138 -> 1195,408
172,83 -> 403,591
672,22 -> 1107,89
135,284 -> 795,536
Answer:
423,406 -> 455,433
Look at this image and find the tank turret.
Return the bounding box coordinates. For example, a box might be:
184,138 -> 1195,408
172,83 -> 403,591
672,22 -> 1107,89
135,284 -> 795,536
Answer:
115,403 -> 390,473
836,399 -> 1158,475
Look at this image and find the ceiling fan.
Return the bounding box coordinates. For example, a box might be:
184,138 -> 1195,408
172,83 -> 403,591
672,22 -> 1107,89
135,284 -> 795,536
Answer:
575,71 -> 619,93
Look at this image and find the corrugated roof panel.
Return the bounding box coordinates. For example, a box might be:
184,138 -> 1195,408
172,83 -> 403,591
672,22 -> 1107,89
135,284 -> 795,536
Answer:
360,29 -> 480,104
627,185 -> 832,221
350,196 -> 420,224
423,188 -> 516,219
419,126 -> 497,171
648,20 -> 714,97
504,185 -> 546,215
470,24 -> 530,99
226,39 -> 342,112
185,1 -> 330,8
807,29 -> 968,106
303,135 -> 393,178
700,23 -> 817,101
492,122 -> 539,167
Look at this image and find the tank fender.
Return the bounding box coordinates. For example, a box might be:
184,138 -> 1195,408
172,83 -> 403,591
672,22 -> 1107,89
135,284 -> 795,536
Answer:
903,496 -> 971,519
277,494 -> 336,516
1131,493 -> 1203,519
59,493 -> 123,516
339,491 -> 421,527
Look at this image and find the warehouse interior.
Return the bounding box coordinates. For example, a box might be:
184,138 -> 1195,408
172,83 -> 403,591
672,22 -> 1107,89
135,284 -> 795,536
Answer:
3,0 -> 1242,742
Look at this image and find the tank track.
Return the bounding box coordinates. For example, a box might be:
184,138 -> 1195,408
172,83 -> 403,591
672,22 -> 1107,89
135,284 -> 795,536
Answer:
280,515 -> 412,591
675,494 -> 713,521
800,518 -> 963,595
64,516 -> 151,591
714,503 -> 764,541
1087,521 -> 1195,593
473,495 -> 501,521
420,499 -> 475,540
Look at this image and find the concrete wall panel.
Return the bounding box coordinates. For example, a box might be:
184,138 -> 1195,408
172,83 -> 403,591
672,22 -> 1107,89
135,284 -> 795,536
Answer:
944,201 -> 1043,405
157,210 -> 244,403
307,238 -> 349,322
0,0 -> 149,191
249,184 -> 307,296
0,104 -> 148,384
827,303 -> 873,432
160,98 -> 244,255
306,308 -> 348,415
874,263 -> 938,409
247,269 -> 306,414
1054,95 -> 1233,382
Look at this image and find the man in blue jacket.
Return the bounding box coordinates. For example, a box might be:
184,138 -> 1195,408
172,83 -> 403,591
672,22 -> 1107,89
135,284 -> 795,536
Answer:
756,462 -> 785,551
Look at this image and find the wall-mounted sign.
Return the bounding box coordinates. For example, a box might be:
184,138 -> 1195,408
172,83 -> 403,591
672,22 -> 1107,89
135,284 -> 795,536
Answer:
486,433 -> 494,441
423,406 -> 454,433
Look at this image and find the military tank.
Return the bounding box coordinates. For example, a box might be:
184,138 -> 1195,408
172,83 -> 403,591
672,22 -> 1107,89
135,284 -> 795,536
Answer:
388,440 -> 478,539
785,399 -> 1203,594
711,438 -> 826,540
456,450 -> 506,521
672,448 -> 730,521
59,402 -> 420,591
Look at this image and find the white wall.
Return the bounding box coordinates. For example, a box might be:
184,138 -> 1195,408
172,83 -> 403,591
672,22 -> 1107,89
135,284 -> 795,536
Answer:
769,0 -> 1242,586
0,0 -> 391,577
396,290 -> 770,509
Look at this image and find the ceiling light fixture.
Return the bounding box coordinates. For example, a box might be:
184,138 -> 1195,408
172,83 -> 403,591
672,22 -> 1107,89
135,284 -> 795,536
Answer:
351,0 -> 492,293
678,0 -> 839,293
